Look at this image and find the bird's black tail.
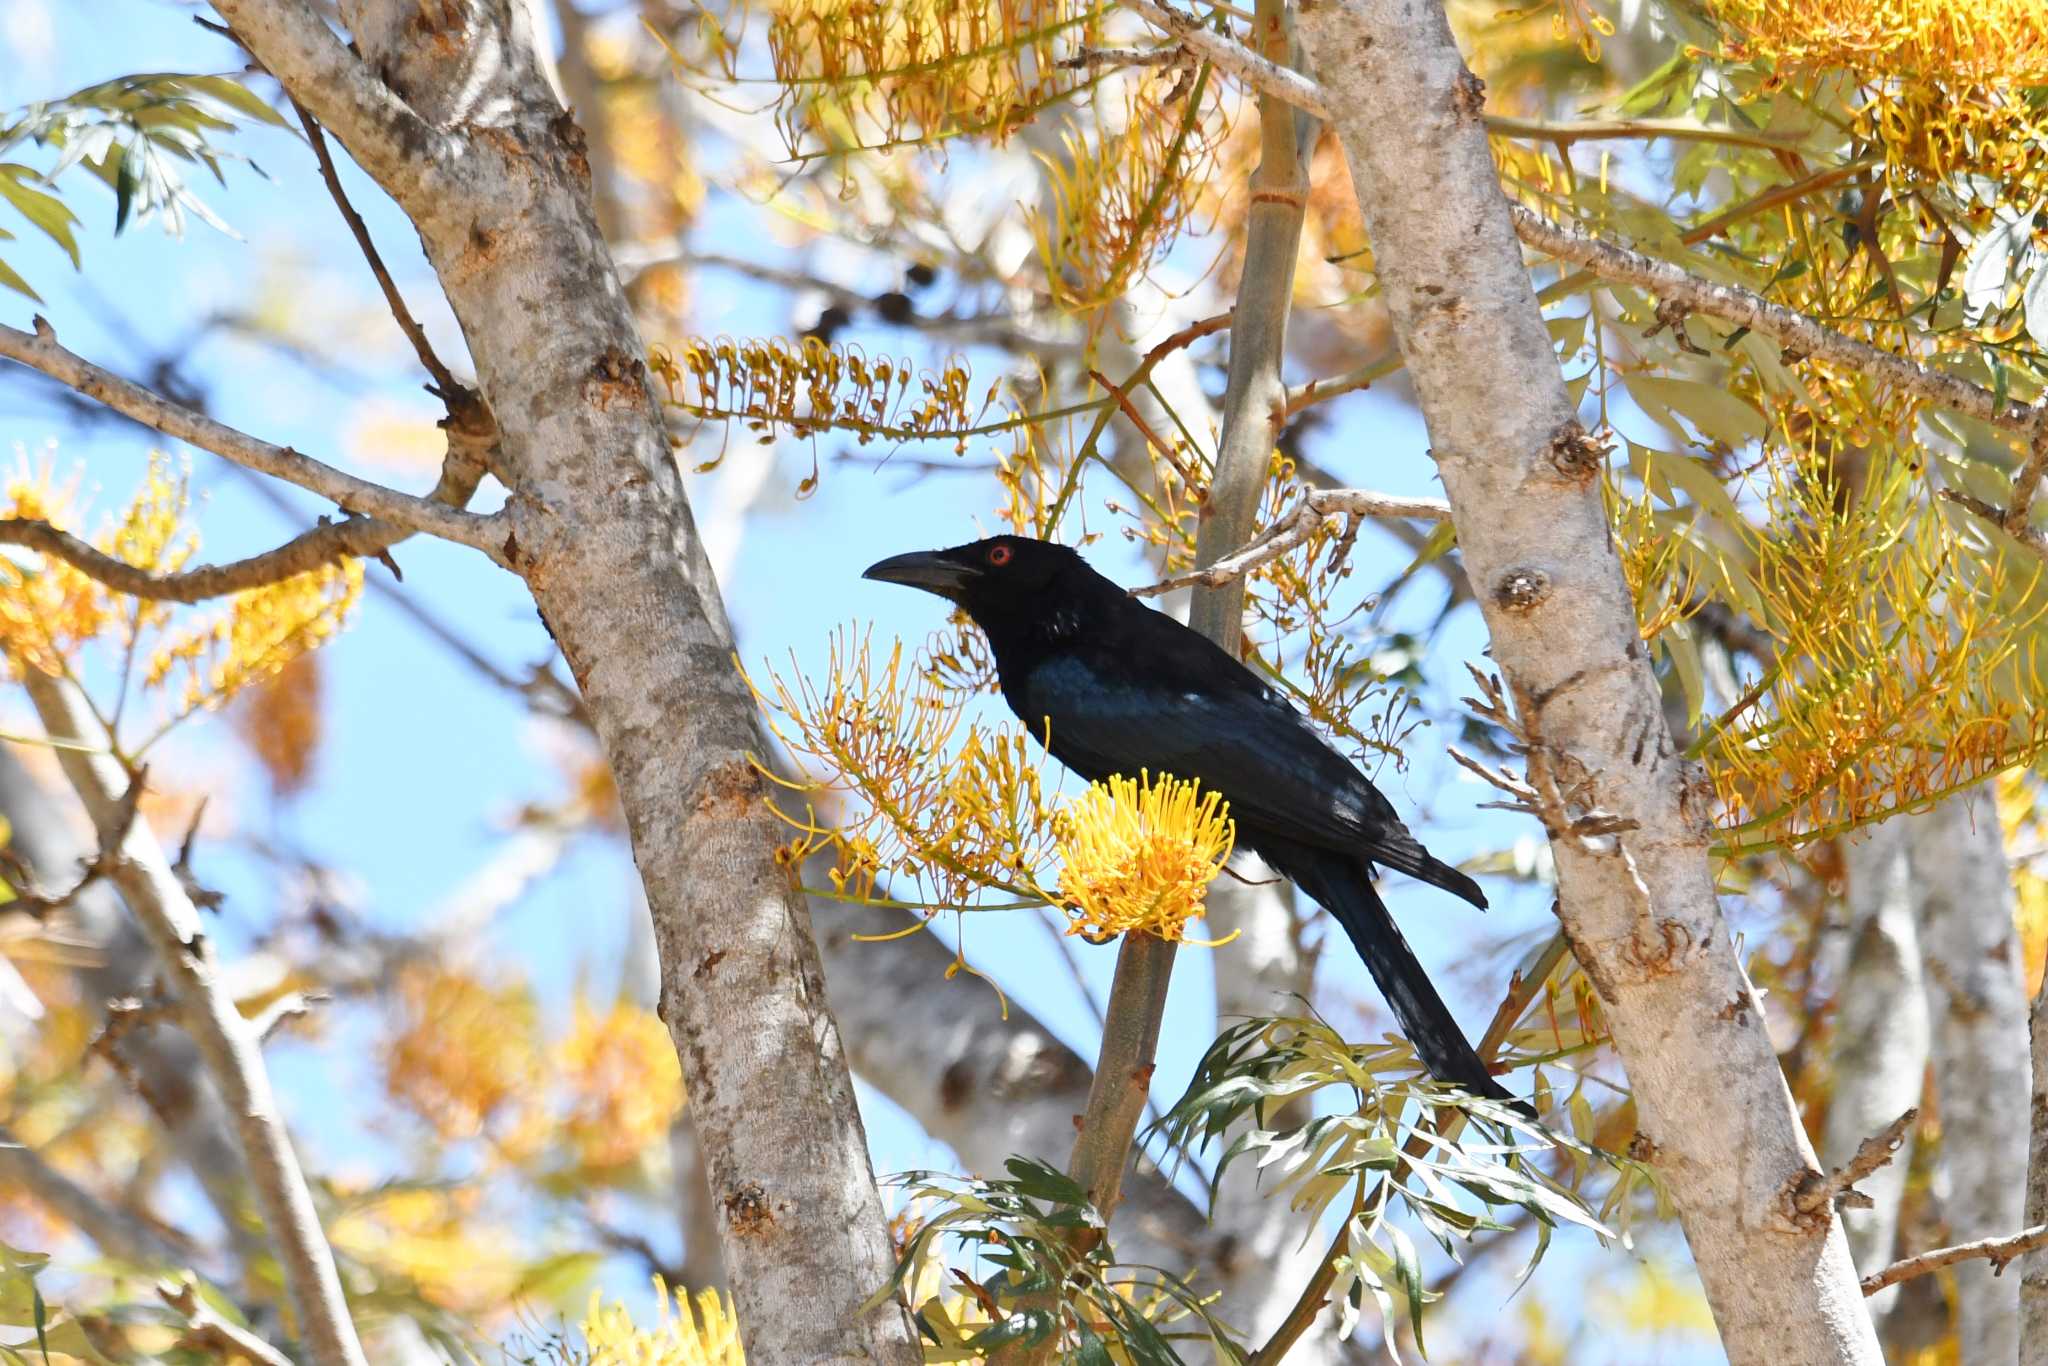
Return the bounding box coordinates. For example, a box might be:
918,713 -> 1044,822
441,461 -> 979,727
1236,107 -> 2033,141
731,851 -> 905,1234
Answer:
1267,840 -> 1523,1112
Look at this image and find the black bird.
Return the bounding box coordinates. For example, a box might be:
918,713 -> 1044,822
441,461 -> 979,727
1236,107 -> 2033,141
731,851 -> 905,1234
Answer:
865,534 -> 1521,1110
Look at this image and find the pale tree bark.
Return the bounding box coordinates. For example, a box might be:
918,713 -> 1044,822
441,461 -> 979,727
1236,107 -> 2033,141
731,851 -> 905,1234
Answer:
1292,1 -> 1882,1360
1822,822 -> 1928,1314
1908,795 -> 2029,1364
2024,957 -> 2048,1364
205,2 -> 917,1358
23,672 -> 366,1366
0,749 -> 272,1281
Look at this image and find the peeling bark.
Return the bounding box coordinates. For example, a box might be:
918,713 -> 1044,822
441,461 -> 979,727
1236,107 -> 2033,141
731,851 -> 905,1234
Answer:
208,2 -> 918,1357
1293,1 -> 1882,1360
1909,795 -> 2028,1364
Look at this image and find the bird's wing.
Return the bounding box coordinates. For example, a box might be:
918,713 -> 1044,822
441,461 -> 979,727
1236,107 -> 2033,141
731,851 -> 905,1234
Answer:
1021,651 -> 1422,862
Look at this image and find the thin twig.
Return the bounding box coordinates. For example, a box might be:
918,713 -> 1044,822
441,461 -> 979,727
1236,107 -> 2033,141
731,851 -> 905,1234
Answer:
0,318 -> 505,561
252,990 -> 328,1042
1057,44 -> 1190,71
1121,0 -> 1331,117
1861,1223 -> 2048,1296
1937,490 -> 2048,553
293,100 -> 465,403
2003,408 -> 2048,535
159,1277 -> 296,1366
1130,488 -> 1450,598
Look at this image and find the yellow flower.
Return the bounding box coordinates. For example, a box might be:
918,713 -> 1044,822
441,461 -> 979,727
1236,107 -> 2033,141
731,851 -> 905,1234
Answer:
1711,0 -> 2048,192
383,965 -> 544,1152
1055,771 -> 1234,942
580,1280 -> 743,1366
554,997 -> 684,1171
1713,0 -> 2048,86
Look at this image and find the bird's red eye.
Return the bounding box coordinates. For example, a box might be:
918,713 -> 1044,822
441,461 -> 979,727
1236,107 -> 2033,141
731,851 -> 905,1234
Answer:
987,544 -> 1013,567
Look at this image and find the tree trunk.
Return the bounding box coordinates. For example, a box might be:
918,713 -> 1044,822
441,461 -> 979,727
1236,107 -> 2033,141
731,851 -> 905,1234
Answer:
1908,795 -> 2028,1364
209,3 -> 918,1357
1821,824 -> 1927,1314
2023,956 -> 2048,1364
1293,1 -> 1882,1360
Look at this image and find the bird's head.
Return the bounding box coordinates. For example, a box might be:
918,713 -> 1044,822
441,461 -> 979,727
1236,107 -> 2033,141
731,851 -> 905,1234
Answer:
862,535 -> 1093,628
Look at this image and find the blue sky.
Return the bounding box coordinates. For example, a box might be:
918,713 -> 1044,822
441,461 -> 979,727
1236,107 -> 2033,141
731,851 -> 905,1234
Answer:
0,2 -> 1715,1358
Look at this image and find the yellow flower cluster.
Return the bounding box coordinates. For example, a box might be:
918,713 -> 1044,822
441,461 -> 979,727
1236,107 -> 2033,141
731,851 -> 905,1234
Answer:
580,1280 -> 743,1366
385,964 -> 546,1150
750,627 -> 1061,911
145,556 -> 362,718
0,455 -> 191,679
752,625 -> 1247,951
1055,771 -> 1234,942
556,997 -> 685,1171
651,336 -> 993,463
1713,0 -> 2048,192
0,454 -> 362,740
762,0 -> 1101,156
385,969 -> 683,1173
1033,65 -> 1233,313
1701,451 -> 2048,852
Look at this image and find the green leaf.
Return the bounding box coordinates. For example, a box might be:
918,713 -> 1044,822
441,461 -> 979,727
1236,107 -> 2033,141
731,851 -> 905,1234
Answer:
0,256 -> 41,304
1629,375 -> 1766,449
182,76 -> 290,127
964,1309 -> 1055,1350
2024,258 -> 2048,350
1001,1156 -> 1088,1208
0,167 -> 79,267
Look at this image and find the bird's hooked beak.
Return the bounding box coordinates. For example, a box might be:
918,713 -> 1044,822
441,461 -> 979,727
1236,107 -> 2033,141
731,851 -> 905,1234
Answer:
862,550 -> 977,600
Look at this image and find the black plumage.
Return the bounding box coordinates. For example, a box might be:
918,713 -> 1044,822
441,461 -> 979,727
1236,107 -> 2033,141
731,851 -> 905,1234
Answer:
864,534 -> 1521,1109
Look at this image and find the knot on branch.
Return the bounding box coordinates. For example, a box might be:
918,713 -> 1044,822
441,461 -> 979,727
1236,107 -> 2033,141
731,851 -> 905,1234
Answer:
1493,566 -> 1551,612
1545,420 -> 1610,482
1644,297 -> 1709,356
1783,1108 -> 1917,1232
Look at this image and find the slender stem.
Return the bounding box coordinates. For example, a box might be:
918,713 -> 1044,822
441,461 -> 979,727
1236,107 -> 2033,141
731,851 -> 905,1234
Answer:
294,101 -> 464,401
1063,0 -> 1314,1235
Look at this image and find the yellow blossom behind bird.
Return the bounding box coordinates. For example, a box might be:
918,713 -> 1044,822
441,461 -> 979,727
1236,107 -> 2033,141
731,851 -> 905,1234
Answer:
749,626 -> 1239,956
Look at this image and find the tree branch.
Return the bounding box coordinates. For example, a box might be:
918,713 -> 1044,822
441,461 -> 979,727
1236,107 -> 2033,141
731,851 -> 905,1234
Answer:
1121,0 -> 1331,117
293,100 -> 466,403
1131,488 -> 1451,598
0,317 -> 505,561
206,3 -> 447,199
1,512 -> 396,603
22,672 -> 368,1366
1862,1224 -> 2048,1297
1506,207 -> 2040,439
159,1277 -> 294,1366
0,1124 -> 196,1267
1295,0 -> 1883,1359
